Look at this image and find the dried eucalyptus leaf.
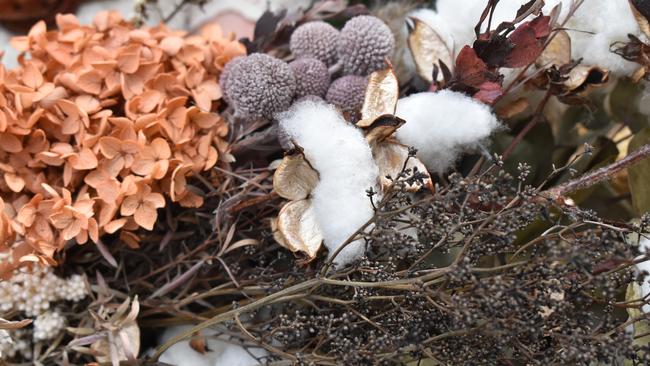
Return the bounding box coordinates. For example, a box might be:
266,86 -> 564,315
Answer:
276,199 -> 323,259
360,65 -> 399,124
536,29 -> 571,68
273,151 -> 319,200
628,128 -> 650,215
372,140 -> 432,193
407,17 -> 453,83
631,0 -> 650,38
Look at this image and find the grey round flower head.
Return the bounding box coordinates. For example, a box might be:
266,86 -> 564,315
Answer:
290,21 -> 340,66
219,56 -> 245,104
338,15 -> 395,76
326,75 -> 367,121
223,53 -> 296,120
289,58 -> 330,99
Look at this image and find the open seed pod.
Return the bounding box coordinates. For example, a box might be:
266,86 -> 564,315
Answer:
406,17 -> 454,83
272,148 -> 322,260
89,296 -> 141,365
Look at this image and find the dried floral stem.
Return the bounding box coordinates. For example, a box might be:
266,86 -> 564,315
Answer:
502,89 -> 553,160
546,143 -> 650,200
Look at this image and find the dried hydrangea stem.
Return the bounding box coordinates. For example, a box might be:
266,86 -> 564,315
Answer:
546,143 -> 650,200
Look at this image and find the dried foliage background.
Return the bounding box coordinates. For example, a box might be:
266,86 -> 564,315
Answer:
3,0 -> 650,365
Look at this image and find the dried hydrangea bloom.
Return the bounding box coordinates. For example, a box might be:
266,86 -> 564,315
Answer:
338,15 -> 395,75
289,58 -> 330,99
326,75 -> 368,120
290,21 -> 340,66
224,53 -> 296,119
0,12 -> 245,275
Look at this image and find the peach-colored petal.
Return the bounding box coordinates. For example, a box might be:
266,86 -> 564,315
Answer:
146,192 -> 165,208
192,112 -> 220,129
160,36 -> 184,55
117,52 -> 140,74
98,136 -> 122,158
77,69 -> 104,95
22,63 -> 43,90
151,137 -> 171,159
0,133 -> 22,153
130,157 -> 155,176
67,148 -> 98,170
120,195 -> 139,217
5,173 -> 25,193
134,201 -> 157,230
104,218 -> 127,234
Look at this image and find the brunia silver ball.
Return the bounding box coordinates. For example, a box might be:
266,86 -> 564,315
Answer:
289,58 -> 330,99
338,15 -> 395,76
221,53 -> 296,120
290,21 -> 340,66
326,75 -> 368,121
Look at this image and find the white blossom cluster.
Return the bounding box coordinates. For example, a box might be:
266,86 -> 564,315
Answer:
0,266 -> 87,317
0,266 -> 88,359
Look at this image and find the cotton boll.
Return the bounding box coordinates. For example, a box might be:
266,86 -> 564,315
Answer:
561,0 -> 641,75
158,326 -> 266,366
637,238 -> 650,313
278,100 -> 379,266
395,91 -> 500,173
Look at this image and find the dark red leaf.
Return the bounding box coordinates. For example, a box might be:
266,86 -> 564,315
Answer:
474,81 -> 503,105
504,16 -> 551,68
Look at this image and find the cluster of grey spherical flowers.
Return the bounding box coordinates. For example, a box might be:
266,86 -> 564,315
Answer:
220,15 -> 395,122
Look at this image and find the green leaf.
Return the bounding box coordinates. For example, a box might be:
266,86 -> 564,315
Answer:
628,128 -> 650,215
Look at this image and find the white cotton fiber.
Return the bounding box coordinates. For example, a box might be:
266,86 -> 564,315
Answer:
424,0 -> 642,76
157,325 -> 266,366
638,238 -> 650,313
395,91 -> 500,173
278,100 -> 379,266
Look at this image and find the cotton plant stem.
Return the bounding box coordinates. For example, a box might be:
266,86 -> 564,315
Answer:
545,143 -> 650,200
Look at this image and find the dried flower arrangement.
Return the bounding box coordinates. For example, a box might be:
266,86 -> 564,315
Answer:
4,0 -> 650,365
0,11 -> 245,278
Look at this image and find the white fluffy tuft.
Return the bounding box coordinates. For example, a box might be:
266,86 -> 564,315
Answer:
395,91 -> 500,173
419,0 -> 642,76
278,100 -> 379,266
157,326 -> 266,366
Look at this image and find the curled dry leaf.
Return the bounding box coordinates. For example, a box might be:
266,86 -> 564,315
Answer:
563,65 -> 610,94
372,140 -> 432,193
273,149 -> 319,201
274,199 -> 323,260
536,29 -> 571,68
363,114 -> 405,145
91,296 -> 141,365
630,0 -> 650,39
358,64 -> 399,127
407,17 -> 454,83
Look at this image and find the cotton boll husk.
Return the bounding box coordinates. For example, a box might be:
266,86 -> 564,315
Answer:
395,91 -> 500,173
278,100 -> 379,266
157,326 -> 266,366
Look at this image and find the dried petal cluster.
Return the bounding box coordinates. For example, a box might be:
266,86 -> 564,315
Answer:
0,12 -> 245,276
0,265 -> 87,359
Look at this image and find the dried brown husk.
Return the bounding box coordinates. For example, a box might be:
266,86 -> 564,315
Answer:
273,149 -> 319,201
372,139 -> 432,193
358,65 -> 399,127
407,17 -> 453,83
275,199 -> 323,259
630,0 -> 650,38
536,29 -> 571,68
563,65 -> 610,94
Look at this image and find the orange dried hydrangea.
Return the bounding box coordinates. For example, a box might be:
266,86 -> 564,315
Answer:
0,11 -> 245,277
